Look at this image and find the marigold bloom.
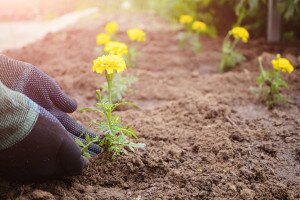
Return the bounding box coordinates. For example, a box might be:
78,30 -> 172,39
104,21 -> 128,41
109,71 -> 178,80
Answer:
272,56 -> 294,74
96,33 -> 111,45
192,21 -> 207,32
104,41 -> 128,55
230,27 -> 250,43
179,15 -> 193,24
127,28 -> 146,42
92,55 -> 126,75
105,22 -> 119,34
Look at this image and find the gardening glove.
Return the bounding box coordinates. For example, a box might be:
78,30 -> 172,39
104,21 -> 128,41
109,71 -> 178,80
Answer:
0,81 -> 87,181
0,54 -> 101,155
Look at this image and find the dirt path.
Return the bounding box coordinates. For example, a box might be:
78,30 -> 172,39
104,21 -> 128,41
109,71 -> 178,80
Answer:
0,8 -> 97,52
1,11 -> 300,200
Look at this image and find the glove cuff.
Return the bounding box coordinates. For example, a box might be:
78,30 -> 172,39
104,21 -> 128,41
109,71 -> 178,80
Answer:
0,81 -> 39,150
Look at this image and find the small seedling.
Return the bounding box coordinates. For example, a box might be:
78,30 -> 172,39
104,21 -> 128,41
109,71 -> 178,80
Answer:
105,21 -> 119,39
219,26 -> 249,73
104,41 -> 128,56
82,54 -> 145,159
102,40 -> 137,101
95,21 -> 120,54
126,28 -> 146,68
251,55 -> 294,109
96,33 -> 111,46
95,33 -> 111,54
178,15 -> 207,53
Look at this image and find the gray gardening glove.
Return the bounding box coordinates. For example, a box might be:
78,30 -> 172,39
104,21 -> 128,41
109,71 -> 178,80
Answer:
0,81 -> 86,181
0,54 -> 101,155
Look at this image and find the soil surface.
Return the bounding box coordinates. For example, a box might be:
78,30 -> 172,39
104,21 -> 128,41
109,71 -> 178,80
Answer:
1,11 -> 300,200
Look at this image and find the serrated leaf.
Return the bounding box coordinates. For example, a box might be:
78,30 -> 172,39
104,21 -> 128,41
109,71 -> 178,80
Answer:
75,138 -> 84,147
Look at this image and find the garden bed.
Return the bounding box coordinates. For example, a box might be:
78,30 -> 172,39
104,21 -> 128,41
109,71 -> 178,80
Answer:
1,11 -> 300,200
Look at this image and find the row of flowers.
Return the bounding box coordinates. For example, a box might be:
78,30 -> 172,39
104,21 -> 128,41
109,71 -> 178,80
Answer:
179,14 -> 295,109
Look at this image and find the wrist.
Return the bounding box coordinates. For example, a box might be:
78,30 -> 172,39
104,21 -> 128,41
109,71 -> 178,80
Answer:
0,81 -> 39,150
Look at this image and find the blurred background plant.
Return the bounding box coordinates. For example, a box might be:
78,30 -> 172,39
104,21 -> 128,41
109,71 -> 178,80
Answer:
128,0 -> 300,39
219,26 -> 249,72
102,74 -> 137,103
177,14 -> 208,53
2,0 -> 299,40
94,21 -> 139,102
251,55 -> 294,109
126,28 -> 146,68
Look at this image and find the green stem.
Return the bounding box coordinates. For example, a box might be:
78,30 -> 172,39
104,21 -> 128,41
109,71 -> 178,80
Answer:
230,38 -> 239,52
236,13 -> 245,26
222,32 -> 231,48
219,33 -> 237,73
268,82 -> 276,109
106,72 -> 114,128
258,57 -> 265,73
258,57 -> 267,80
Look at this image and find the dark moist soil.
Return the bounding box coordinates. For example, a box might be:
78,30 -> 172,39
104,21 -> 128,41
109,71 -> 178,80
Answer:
1,11 -> 300,200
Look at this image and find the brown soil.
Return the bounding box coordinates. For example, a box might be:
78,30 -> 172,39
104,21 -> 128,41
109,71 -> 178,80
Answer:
1,12 -> 300,200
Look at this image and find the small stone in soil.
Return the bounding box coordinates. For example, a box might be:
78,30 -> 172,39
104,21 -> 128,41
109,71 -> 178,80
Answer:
230,131 -> 245,142
240,188 -> 255,200
31,190 -> 55,200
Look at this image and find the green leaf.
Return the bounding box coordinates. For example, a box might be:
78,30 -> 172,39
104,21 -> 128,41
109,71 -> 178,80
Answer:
102,74 -> 137,103
80,107 -> 104,115
75,138 -> 84,147
249,0 -> 259,12
85,133 -> 91,143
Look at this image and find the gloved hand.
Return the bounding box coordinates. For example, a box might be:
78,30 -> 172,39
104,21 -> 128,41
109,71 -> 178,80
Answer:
0,82 -> 86,181
0,54 -> 101,155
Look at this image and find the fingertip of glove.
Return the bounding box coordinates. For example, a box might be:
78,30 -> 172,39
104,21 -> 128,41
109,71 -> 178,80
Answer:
66,155 -> 87,176
51,84 -> 78,113
66,97 -> 78,112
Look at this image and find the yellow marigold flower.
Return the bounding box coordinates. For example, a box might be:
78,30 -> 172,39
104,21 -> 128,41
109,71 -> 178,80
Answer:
230,27 -> 250,43
92,54 -> 126,75
272,56 -> 294,74
104,41 -> 128,55
105,21 -> 119,34
127,28 -> 146,42
179,15 -> 193,25
96,33 -> 111,45
192,21 -> 207,32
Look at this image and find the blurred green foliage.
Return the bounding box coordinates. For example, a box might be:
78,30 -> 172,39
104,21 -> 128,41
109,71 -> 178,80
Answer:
133,0 -> 300,38
102,74 -> 137,103
278,0 -> 300,20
